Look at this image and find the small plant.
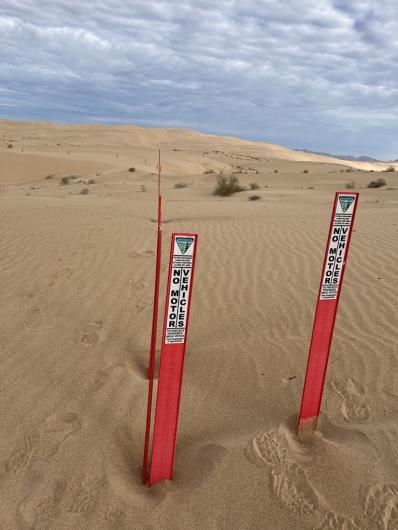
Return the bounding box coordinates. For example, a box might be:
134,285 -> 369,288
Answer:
303,169 -> 309,174
384,165 -> 395,172
274,169 -> 278,174
7,143 -> 13,149
213,174 -> 245,196
61,176 -> 70,185
45,174 -> 54,180
87,179 -> 96,185
307,186 -> 314,190
345,181 -> 355,189
367,178 -> 386,188
174,182 -> 188,189
248,194 -> 260,201
128,167 -> 136,172
80,188 -> 89,195
345,167 -> 354,173
249,182 -> 260,190
203,169 -> 214,174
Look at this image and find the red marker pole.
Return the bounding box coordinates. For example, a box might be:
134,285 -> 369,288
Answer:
298,192 -> 359,438
148,233 -> 198,486
142,150 -> 162,483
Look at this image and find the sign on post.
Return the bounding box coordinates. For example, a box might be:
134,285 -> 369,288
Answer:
147,233 -> 198,486
298,192 -> 359,438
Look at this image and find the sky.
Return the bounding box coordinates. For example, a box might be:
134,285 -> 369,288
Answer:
0,1 -> 397,159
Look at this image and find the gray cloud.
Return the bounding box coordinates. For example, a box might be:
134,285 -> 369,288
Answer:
0,0 -> 397,158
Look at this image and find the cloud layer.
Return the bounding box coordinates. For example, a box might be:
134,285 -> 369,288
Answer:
1,0 -> 397,158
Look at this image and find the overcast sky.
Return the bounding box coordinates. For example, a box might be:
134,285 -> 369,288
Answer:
1,1 -> 397,159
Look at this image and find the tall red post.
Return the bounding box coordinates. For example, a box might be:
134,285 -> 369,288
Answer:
298,192 -> 359,438
142,150 -> 162,483
149,233 -> 198,486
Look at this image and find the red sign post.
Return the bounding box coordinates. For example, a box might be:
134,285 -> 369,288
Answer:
142,151 -> 162,484
298,192 -> 359,438
145,233 -> 198,486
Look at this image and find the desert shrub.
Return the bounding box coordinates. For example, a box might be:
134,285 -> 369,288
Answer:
303,169 -> 309,174
128,167 -> 136,172
203,169 -> 214,174
345,181 -> 355,189
384,165 -> 395,172
307,186 -> 314,190
345,167 -> 354,173
213,174 -> 244,196
367,178 -> 386,188
249,182 -> 260,190
274,169 -> 278,173
80,188 -> 89,195
248,194 -> 260,201
87,179 -> 96,185
61,175 -> 78,185
174,182 -> 188,189
45,174 -> 54,180
7,143 -> 13,149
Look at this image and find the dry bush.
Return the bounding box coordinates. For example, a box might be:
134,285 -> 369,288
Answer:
345,181 -> 355,189
128,167 -> 136,172
249,182 -> 260,190
248,194 -> 260,201
367,178 -> 386,188
174,182 -> 188,189
384,165 -> 395,172
303,169 -> 309,174
213,175 -> 245,196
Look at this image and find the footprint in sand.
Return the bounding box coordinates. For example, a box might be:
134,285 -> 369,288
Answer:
18,481 -> 65,529
85,369 -> 111,395
314,511 -> 361,530
364,483 -> 398,530
80,320 -> 103,346
25,307 -> 41,329
48,267 -> 74,286
271,462 -> 319,515
253,428 -> 362,527
331,378 -> 370,422
65,476 -> 103,516
102,505 -> 127,529
5,412 -> 81,474
253,429 -> 289,468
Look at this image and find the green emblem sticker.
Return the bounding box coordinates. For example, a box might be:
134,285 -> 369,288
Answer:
339,195 -> 355,213
176,237 -> 194,254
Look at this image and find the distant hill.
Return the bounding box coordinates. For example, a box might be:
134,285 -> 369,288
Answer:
296,149 -> 381,163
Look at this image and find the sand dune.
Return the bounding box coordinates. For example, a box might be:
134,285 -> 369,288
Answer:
0,119 -> 397,529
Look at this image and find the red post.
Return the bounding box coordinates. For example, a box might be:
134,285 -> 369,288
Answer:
298,192 -> 359,438
142,150 -> 162,483
148,233 -> 198,486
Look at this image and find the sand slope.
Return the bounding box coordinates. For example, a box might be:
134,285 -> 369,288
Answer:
0,120 -> 397,529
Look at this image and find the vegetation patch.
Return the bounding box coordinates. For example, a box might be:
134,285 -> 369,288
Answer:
367,178 -> 386,188
214,174 -> 245,196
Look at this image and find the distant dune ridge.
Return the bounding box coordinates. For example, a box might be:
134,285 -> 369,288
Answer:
0,119 -> 397,529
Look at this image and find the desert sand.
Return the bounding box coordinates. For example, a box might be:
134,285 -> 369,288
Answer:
0,119 -> 397,530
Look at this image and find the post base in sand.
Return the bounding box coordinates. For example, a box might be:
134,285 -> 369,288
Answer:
298,417 -> 318,441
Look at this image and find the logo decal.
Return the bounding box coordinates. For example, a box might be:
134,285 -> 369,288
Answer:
176,237 -> 194,254
339,195 -> 355,213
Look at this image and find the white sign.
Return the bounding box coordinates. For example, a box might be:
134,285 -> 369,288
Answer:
320,194 -> 357,300
165,235 -> 196,344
